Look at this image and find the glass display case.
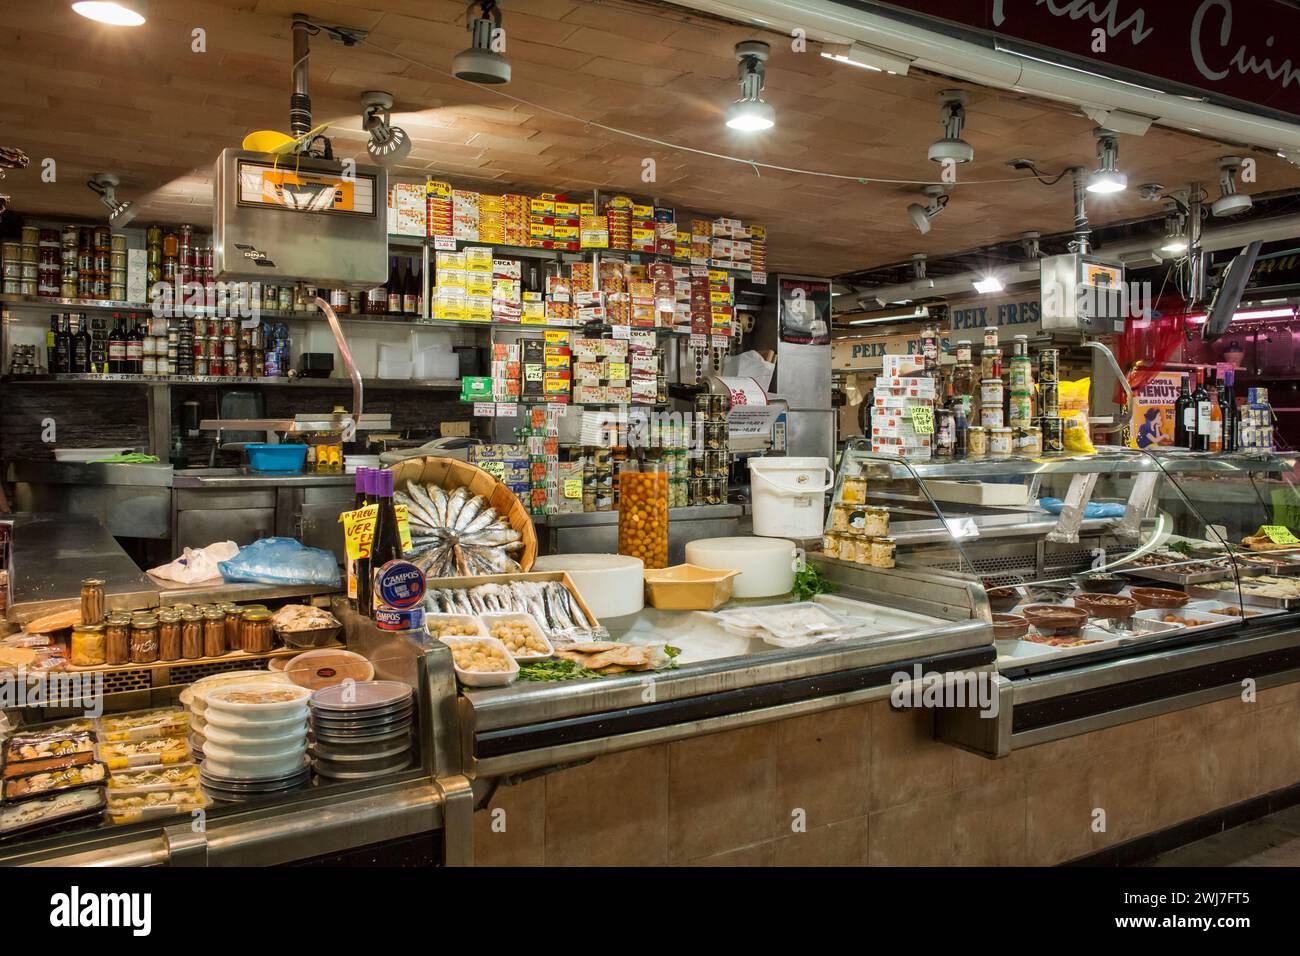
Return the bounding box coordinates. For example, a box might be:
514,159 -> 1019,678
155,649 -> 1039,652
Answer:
825,441 -> 1300,675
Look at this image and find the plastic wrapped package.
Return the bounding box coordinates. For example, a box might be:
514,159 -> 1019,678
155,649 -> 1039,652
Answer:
1058,378 -> 1097,454
218,537 -> 342,587
108,763 -> 201,794
105,786 -> 211,824
98,735 -> 192,770
2,761 -> 106,800
97,708 -> 189,742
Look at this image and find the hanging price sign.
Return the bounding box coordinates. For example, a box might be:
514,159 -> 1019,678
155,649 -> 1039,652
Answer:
909,406 -> 935,435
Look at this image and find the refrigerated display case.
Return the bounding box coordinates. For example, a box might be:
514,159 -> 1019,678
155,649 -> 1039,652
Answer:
821,441 -> 1300,758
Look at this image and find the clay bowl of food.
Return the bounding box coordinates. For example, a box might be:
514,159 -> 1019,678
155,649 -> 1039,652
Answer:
1071,592 -> 1139,622
985,586 -> 1023,613
991,613 -> 1029,641
1020,604 -> 1090,638
1071,572 -> 1128,595
1130,586 -> 1190,610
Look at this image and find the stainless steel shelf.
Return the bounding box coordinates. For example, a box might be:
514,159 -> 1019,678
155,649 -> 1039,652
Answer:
1,373 -> 462,390
850,448 -> 1297,479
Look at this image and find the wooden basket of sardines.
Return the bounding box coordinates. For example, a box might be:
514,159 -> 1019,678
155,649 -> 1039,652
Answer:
390,456 -> 537,578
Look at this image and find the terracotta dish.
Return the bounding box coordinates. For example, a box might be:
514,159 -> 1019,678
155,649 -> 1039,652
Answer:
986,586 -> 1022,612
1071,592 -> 1139,621
1130,586 -> 1190,610
991,613 -> 1029,641
1019,604 -> 1089,637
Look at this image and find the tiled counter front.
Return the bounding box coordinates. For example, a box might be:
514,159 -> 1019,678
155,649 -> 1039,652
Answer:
472,682 -> 1300,866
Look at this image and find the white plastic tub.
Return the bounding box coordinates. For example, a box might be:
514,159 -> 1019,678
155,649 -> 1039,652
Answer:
748,457 -> 834,539
439,636 -> 519,687
479,612 -> 554,661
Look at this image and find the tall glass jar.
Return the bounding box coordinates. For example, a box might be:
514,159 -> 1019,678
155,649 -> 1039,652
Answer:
157,609 -> 182,661
129,613 -> 160,664
105,613 -> 131,665
203,607 -> 226,657
617,461 -> 669,569
181,610 -> 203,660
241,609 -> 274,653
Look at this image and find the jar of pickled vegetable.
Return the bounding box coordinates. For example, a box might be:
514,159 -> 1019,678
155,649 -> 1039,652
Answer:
129,613 -> 160,664
70,623 -> 107,666
221,604 -> 242,649
241,609 -> 274,653
157,609 -> 182,661
617,461 -> 669,569
203,607 -> 226,657
180,610 -> 203,659
105,613 -> 131,665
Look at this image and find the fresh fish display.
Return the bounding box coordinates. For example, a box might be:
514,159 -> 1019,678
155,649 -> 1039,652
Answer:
425,581 -> 603,643
394,480 -> 524,579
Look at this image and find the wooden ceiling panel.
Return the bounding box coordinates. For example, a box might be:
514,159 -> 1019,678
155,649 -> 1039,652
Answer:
2,0 -> 1298,277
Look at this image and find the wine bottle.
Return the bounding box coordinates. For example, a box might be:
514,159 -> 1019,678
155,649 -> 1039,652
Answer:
367,469 -> 404,614
403,258 -> 419,316
55,314 -> 71,373
350,467 -> 372,608
1192,368 -> 1211,451
108,312 -> 126,374
1220,369 -> 1237,453
72,314 -> 92,373
126,312 -> 144,374
386,257 -> 402,315
1174,373 -> 1194,449
46,315 -> 59,373
1207,383 -> 1224,453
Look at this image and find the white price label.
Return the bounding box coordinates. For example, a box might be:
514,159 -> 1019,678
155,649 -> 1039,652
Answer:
495,402 -> 517,418
689,334 -> 708,347
712,335 -> 730,348
473,402 -> 495,417
433,235 -> 458,251
611,325 -> 631,339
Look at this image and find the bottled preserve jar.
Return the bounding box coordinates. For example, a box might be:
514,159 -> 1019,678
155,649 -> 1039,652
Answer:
617,462 -> 669,569
203,607 -> 226,657
222,604 -> 242,649
129,613 -> 160,664
70,623 -> 107,667
157,609 -> 182,661
241,609 -> 274,653
180,610 -> 203,660
80,578 -> 106,626
105,613 -> 131,665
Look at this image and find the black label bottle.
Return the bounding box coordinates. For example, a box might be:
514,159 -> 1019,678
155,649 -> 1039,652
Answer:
1174,373 -> 1194,449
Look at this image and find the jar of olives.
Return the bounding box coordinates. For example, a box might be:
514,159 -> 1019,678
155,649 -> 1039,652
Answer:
617,461 -> 669,569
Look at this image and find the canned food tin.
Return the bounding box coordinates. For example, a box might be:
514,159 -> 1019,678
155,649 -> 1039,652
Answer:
1038,349 -> 1059,384
1039,381 -> 1060,418
1041,416 -> 1064,453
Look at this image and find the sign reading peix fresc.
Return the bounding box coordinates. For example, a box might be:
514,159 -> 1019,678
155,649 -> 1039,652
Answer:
948,295 -> 1042,335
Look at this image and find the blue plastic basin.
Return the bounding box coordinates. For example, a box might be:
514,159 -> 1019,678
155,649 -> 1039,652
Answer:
245,443 -> 308,474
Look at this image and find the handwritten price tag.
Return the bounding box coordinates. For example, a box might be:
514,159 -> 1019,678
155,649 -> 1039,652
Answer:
394,504 -> 413,552
909,406 -> 935,435
1261,525 -> 1299,545
563,478 -> 582,499
341,504 -> 378,561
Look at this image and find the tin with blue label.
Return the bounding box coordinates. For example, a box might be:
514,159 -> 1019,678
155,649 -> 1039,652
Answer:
375,606 -> 426,632
374,560 -> 426,610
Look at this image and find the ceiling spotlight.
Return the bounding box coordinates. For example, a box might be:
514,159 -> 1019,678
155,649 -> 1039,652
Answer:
819,42 -> 911,75
725,40 -> 775,132
907,186 -> 948,235
1086,129 -> 1127,194
928,91 -> 973,164
1211,156 -> 1253,217
973,276 -> 1004,294
71,0 -> 147,26
86,173 -> 137,227
360,91 -> 412,166
452,1 -> 511,84
1160,205 -> 1189,254
1277,149 -> 1300,168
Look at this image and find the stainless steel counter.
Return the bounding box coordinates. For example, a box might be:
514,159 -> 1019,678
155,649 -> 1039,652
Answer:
5,513 -> 158,623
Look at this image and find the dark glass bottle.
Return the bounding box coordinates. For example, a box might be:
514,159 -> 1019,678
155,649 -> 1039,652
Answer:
55,314 -> 72,373
353,468 -> 374,611
367,469 -> 403,614
46,315 -> 59,373
125,312 -> 144,374
386,257 -> 402,315
108,312 -> 127,374
72,314 -> 92,373
1220,369 -> 1237,453
1174,373 -> 1194,449
1192,368 -> 1211,452
403,258 -> 419,316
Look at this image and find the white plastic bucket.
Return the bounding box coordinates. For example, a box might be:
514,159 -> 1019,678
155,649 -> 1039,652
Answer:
748,457 -> 833,539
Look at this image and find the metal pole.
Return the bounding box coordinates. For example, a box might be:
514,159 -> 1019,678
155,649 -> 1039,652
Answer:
290,14 -> 313,138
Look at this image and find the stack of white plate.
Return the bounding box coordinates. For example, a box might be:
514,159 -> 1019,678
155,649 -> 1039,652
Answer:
310,681 -> 415,782
181,670 -> 292,760
198,682 -> 311,801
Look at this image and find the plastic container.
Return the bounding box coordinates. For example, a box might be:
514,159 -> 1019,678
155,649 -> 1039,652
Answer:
480,612 -> 553,661
203,682 -> 312,719
200,721 -> 308,755
643,564 -> 740,610
425,613 -> 489,640
748,457 -> 834,539
439,636 -> 519,687
282,648 -> 375,690
686,536 -> 800,599
244,443 -> 308,474
201,743 -> 309,781
618,462 -> 669,569
200,708 -> 308,739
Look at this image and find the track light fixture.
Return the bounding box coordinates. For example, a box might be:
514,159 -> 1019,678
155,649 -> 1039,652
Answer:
87,173 -> 137,227
1211,156 -> 1253,217
1086,129 -> 1127,194
928,91 -> 973,164
71,0 -> 147,26
360,91 -> 412,166
453,0 -> 510,84
725,41 -> 775,132
907,186 -> 948,235
1160,203 -> 1189,254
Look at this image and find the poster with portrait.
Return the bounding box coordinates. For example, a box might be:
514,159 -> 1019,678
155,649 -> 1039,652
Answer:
1128,370 -> 1184,449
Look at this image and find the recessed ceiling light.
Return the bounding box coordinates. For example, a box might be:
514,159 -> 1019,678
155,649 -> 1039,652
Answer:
71,1 -> 147,26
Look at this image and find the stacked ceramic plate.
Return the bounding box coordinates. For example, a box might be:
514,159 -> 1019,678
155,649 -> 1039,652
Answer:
181,670 -> 292,761
197,682 -> 312,801
309,681 -> 415,782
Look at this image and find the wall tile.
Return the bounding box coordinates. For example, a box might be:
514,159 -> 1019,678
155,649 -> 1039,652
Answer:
1206,710 -> 1260,806
1025,755 -> 1096,866
1258,700 -> 1300,794
474,775 -> 545,867
668,724 -> 777,863
869,702 -> 953,811
952,775 -> 1027,866
771,815 -> 871,867
1090,742 -> 1155,850
774,703 -> 870,836
686,842 -> 775,867
545,745 -> 668,866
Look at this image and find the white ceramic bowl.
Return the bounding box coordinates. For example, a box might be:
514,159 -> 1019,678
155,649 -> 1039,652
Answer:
203,682 -> 312,720
200,741 -> 308,780
200,719 -> 309,754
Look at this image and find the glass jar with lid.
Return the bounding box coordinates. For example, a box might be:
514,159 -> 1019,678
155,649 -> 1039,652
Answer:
129,613 -> 160,664
157,609 -> 182,661
105,613 -> 131,665
70,623 -> 107,667
203,607 -> 226,657
241,609 -> 274,653
618,461 -> 669,570
221,604 -> 243,650
180,610 -> 203,659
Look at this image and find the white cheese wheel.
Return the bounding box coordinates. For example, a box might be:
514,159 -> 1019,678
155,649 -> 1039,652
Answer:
532,554 -> 645,619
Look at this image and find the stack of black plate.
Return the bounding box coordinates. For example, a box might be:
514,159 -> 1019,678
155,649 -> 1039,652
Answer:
200,759 -> 311,802
309,681 -> 415,782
